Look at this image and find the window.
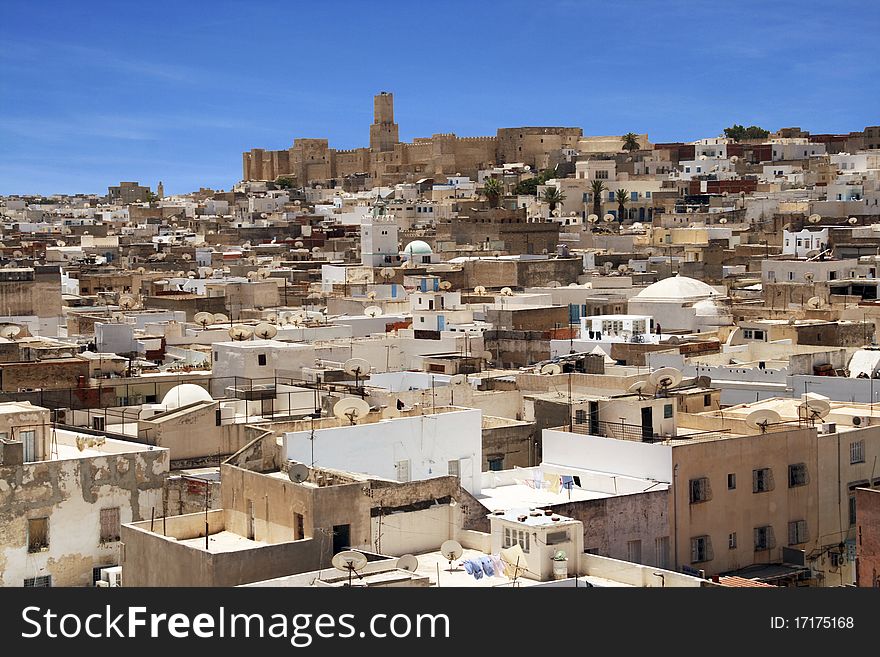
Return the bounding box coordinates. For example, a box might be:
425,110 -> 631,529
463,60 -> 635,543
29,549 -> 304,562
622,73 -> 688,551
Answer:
93,416 -> 105,431
28,517 -> 49,552
851,440 -> 865,464
743,329 -> 754,339
690,536 -> 711,563
664,404 -> 673,419
608,191 -> 615,200
655,537 -> 670,568
294,513 -> 304,540
396,459 -> 411,482
503,527 -> 530,553
547,530 -> 570,546
788,463 -> 808,487
754,525 -> 774,550
630,192 -> 638,202
849,494 -> 857,526
24,576 -> 51,587
447,459 -> 460,477
703,394 -> 712,407
729,532 -> 737,549
689,477 -> 710,503
596,170 -> 608,180
727,473 -> 736,490
753,468 -> 772,493
788,272 -> 794,281
21,429 -> 36,462
627,540 -> 642,564
488,456 -> 504,471
645,191 -> 651,198
575,409 -> 587,424
100,507 -> 120,543
257,353 -> 267,366
788,520 -> 808,545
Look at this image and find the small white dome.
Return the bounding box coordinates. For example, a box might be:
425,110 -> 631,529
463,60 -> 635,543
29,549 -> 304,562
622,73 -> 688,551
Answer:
161,384 -> 213,410
402,240 -> 432,256
636,276 -> 720,301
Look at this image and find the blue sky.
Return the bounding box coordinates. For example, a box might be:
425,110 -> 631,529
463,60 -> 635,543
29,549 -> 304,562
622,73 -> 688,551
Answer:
2,0 -> 878,196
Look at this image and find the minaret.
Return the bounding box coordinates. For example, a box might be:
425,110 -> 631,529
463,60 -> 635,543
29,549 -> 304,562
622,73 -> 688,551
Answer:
157,181 -> 164,199
369,91 -> 400,152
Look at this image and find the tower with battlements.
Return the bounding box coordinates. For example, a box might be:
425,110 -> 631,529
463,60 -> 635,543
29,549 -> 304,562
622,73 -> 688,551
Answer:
369,91 -> 400,153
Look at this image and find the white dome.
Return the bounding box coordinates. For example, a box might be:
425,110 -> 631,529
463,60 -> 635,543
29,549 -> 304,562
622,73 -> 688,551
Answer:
161,384 -> 213,410
636,276 -> 720,301
403,240 -> 432,256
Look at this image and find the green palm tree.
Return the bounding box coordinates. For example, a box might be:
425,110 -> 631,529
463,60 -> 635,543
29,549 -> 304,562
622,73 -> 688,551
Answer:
615,188 -> 630,226
621,132 -> 640,151
590,179 -> 607,219
542,187 -> 566,214
482,177 -> 503,208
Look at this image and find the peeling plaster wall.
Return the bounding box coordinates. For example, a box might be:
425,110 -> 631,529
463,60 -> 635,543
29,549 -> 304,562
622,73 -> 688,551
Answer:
0,447 -> 169,587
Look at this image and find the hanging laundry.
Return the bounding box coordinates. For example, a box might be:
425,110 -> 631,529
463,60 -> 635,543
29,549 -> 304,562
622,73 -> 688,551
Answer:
561,475 -> 575,490
544,473 -> 562,494
479,556 -> 494,577
572,475 -> 581,487
490,554 -> 505,576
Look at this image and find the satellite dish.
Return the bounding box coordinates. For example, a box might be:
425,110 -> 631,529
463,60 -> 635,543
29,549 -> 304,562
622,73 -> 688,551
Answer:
213,313 -> 230,324
439,280 -> 452,290
12,250 -> 23,258
804,272 -> 815,283
799,398 -> 831,422
136,267 -> 146,274
365,291 -> 378,301
118,294 -> 136,310
628,380 -> 653,399
440,539 -> 463,570
729,155 -> 739,163
603,214 -> 615,223
312,246 -> 320,253
699,154 -> 708,160
745,409 -> 781,433
331,550 -> 369,586
265,312 -> 278,323
718,217 -> 728,224
806,296 -> 822,309
194,312 -> 214,328
500,287 -> 514,296
364,305 -> 382,317
649,367 -> 683,393
228,325 -> 253,341
587,214 -> 599,224
474,285 -> 487,295
547,280 -> 561,288
380,267 -> 395,280
808,213 -> 821,224
343,357 -> 371,382
333,397 -> 371,425
540,363 -> 563,375
56,240 -> 66,247
287,461 -> 311,484
0,325 -> 22,339
848,216 -> 858,225
254,322 -> 278,339
449,374 -> 467,386
396,554 -> 419,572
294,240 -> 304,248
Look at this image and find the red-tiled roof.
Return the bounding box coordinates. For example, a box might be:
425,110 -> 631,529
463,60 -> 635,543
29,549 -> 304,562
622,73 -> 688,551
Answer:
717,576 -> 776,588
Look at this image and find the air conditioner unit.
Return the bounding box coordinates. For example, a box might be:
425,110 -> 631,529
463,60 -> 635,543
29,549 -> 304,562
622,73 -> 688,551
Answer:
821,422 -> 837,434
95,580 -> 110,587
851,416 -> 871,427
101,566 -> 122,587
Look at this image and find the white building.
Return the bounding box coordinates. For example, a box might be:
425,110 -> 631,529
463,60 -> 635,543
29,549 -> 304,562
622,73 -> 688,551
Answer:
282,406 -> 482,494
360,202 -> 400,267
627,276 -> 731,332
782,228 -> 829,257
212,339 -> 317,381
0,401 -> 169,587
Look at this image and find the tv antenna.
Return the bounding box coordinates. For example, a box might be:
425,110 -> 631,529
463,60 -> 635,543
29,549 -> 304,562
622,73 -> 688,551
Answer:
254,322 -> 278,339
745,409 -> 781,434
649,367 -> 683,395
440,539 -> 463,572
287,461 -> 311,484
628,380 -> 653,400
343,357 -> 371,386
0,325 -> 22,340
333,397 -> 371,425
331,550 -> 368,587
228,325 -> 254,341
194,312 -> 214,329
396,554 -> 419,572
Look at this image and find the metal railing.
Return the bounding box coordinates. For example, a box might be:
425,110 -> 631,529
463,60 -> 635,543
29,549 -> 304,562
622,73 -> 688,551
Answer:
569,419 -> 730,443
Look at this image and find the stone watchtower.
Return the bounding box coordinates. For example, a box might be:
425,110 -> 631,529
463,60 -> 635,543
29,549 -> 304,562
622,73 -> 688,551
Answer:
369,91 -> 400,152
